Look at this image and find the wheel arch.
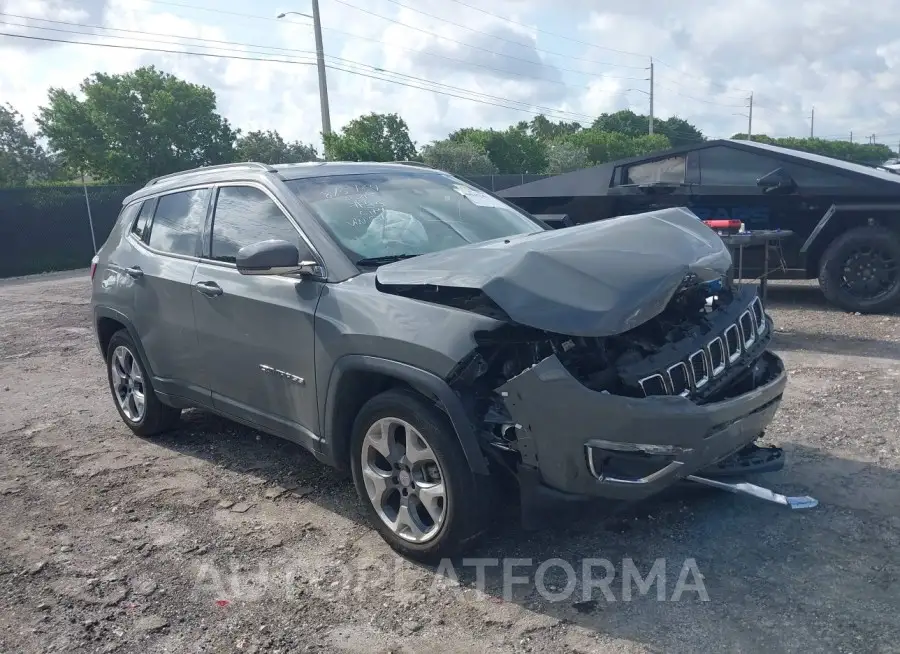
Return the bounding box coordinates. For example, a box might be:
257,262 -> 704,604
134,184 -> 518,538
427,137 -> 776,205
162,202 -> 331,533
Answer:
93,307 -> 154,375
320,355 -> 489,476
801,203 -> 900,277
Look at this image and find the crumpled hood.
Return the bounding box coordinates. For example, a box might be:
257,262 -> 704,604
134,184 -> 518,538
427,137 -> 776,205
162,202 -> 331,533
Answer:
374,207 -> 732,337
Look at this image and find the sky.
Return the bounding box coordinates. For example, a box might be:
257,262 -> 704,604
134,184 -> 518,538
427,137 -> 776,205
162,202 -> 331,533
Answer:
2,0 -> 900,154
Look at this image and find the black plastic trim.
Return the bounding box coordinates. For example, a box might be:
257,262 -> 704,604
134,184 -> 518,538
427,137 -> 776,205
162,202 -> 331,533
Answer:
321,355 -> 490,475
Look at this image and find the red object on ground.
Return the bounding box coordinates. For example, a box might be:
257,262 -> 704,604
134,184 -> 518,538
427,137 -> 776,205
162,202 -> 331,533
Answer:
703,219 -> 742,230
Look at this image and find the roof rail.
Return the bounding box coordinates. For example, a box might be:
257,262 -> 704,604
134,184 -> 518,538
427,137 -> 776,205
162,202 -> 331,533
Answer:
146,162 -> 277,187
395,160 -> 434,169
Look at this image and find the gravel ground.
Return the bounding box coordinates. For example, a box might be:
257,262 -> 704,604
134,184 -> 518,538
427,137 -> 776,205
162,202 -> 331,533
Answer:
0,273 -> 898,654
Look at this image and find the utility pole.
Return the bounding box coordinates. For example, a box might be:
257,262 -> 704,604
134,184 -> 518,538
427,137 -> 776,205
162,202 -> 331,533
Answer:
850,131 -> 853,144
277,4 -> 332,147
648,58 -> 654,135
311,0 -> 332,138
809,106 -> 815,138
747,92 -> 753,141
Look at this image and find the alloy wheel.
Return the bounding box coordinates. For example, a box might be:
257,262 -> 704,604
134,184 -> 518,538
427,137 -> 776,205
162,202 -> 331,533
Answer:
110,345 -> 146,422
360,417 -> 446,543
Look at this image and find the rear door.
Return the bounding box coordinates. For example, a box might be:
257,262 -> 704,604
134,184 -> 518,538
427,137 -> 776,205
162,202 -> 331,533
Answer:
129,187 -> 212,404
191,183 -> 323,449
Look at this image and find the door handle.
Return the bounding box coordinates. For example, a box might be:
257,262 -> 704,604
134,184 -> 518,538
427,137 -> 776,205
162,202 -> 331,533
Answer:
193,281 -> 223,297
124,265 -> 143,279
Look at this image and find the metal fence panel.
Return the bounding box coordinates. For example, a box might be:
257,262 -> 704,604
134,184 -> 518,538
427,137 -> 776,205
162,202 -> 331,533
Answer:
0,174 -> 558,278
0,184 -> 138,278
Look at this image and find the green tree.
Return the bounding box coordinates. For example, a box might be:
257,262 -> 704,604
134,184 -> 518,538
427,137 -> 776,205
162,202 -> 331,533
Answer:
592,110 -> 703,147
448,125 -> 547,173
322,112 -> 417,162
234,129 -> 318,164
36,66 -> 236,183
545,141 -> 590,173
560,129 -> 670,165
528,114 -> 582,142
420,139 -> 497,175
659,116 -> 705,147
630,133 -> 673,155
591,109 -> 649,138
730,134 -> 894,166
0,103 -> 58,187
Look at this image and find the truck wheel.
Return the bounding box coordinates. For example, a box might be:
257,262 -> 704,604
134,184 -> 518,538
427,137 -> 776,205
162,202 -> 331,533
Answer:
350,388 -> 489,562
106,329 -> 181,436
818,225 -> 900,313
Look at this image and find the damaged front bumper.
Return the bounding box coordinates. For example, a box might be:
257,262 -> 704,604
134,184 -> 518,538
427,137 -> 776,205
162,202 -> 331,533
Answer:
498,349 -> 787,502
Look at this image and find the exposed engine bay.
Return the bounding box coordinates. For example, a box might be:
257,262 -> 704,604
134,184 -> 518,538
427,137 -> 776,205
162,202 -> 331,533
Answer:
445,279 -> 776,457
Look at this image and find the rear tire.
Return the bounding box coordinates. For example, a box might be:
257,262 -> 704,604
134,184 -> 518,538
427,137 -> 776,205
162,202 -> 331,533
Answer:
350,388 -> 490,562
818,225 -> 900,313
105,329 -> 181,437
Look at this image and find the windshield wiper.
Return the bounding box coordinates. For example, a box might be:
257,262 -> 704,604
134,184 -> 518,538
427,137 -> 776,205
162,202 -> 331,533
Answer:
355,253 -> 421,267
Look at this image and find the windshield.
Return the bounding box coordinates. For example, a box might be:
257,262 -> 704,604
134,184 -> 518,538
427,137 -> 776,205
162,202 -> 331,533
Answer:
284,172 -> 544,264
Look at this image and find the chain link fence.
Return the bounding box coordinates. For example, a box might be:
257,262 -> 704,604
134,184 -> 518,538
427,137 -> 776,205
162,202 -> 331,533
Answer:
0,173 -> 555,278
0,184 -> 141,278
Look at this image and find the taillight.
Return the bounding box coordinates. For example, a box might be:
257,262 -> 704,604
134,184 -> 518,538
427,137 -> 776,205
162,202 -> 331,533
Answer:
90,256 -> 98,281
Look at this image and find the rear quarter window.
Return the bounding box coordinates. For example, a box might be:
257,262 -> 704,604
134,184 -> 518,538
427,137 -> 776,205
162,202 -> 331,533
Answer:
131,199 -> 156,242
116,202 -> 141,234
146,188 -> 211,256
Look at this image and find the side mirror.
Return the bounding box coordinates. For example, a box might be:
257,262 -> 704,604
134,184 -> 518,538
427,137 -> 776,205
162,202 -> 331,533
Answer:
756,168 -> 796,194
236,239 -> 318,276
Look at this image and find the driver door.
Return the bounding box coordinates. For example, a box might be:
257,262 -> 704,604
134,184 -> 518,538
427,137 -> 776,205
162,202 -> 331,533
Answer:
191,183 -> 324,448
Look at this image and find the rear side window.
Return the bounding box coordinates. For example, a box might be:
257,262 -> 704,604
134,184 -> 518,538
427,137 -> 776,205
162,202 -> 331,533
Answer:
209,186 -> 302,263
116,202 -> 141,236
131,200 -> 155,242
147,188 -> 211,256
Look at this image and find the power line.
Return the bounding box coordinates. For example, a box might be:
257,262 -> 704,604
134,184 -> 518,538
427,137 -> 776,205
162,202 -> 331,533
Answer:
0,12 -> 618,95
653,83 -> 748,108
444,0 -> 648,59
0,18 -> 600,123
378,0 -> 648,70
0,26 -> 719,143
128,0 -> 754,108
0,31 -> 599,123
327,0 -> 647,82
444,0 -> 752,94
145,0 -> 749,99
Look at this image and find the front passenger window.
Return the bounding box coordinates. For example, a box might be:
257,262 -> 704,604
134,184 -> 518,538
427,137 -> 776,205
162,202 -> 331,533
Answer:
210,186 -> 303,263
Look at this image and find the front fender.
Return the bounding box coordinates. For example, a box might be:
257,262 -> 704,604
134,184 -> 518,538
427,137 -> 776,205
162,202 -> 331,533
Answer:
319,354 -> 489,475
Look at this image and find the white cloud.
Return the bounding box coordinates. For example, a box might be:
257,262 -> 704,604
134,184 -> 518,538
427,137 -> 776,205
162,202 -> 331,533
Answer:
2,0 -> 900,155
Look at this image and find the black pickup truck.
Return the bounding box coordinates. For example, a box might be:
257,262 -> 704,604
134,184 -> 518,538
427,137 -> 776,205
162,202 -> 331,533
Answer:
499,139 -> 900,314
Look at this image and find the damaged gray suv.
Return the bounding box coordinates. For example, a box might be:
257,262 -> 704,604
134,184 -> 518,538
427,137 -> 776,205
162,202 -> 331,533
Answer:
91,161 -> 789,561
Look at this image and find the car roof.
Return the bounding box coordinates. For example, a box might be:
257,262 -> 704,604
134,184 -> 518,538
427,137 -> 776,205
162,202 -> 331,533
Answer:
121,161 -> 443,205
499,138 -> 900,198
735,140 -> 900,184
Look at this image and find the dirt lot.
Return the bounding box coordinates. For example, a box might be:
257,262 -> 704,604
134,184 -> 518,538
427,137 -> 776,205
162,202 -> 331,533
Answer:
0,271 -> 898,654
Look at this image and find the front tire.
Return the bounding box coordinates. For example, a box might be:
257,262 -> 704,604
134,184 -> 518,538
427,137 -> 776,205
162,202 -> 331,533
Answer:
105,329 -> 181,437
350,388 -> 489,562
818,225 -> 900,313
